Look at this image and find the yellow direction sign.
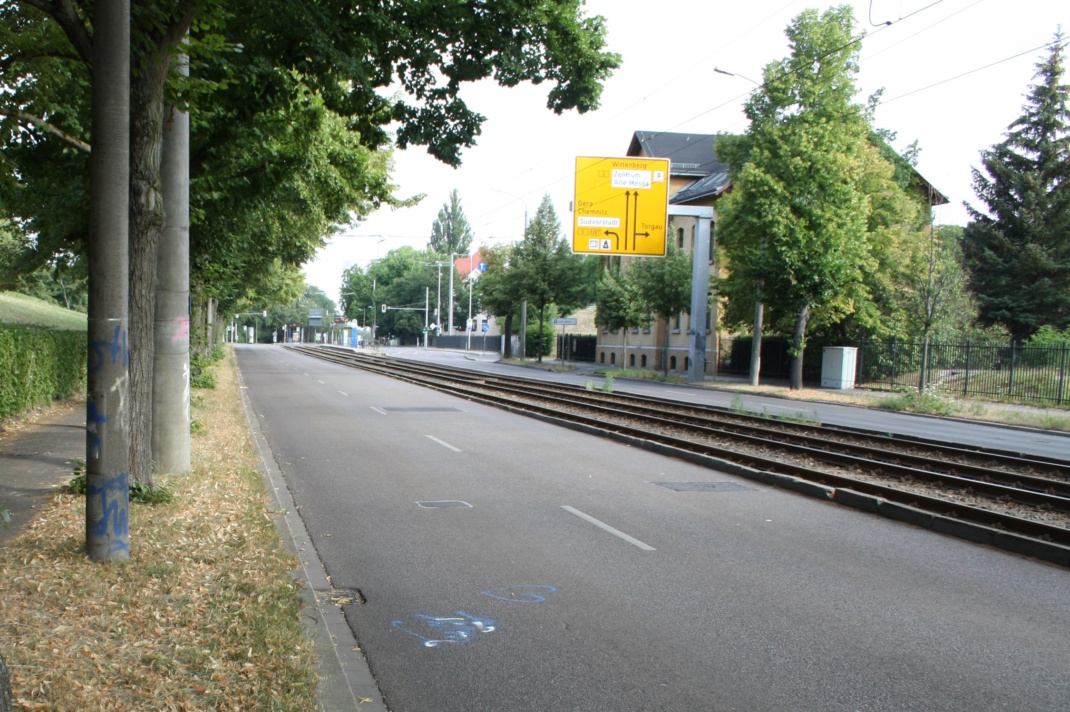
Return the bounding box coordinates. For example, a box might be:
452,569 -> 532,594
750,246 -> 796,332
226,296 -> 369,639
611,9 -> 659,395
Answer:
572,156 -> 670,256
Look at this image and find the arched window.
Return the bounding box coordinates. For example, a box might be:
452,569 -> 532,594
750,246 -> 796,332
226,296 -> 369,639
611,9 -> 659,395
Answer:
599,352 -> 605,364
629,354 -> 635,367
641,354 -> 647,368
670,355 -> 677,370
677,227 -> 684,249
610,353 -> 616,365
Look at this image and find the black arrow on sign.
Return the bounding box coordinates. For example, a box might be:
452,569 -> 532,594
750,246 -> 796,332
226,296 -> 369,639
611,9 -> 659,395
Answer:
604,230 -> 620,250
623,191 -> 633,251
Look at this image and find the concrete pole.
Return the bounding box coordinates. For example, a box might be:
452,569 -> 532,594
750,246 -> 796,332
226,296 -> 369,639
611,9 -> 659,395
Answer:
687,216 -> 712,384
152,51 -> 191,475
750,292 -> 764,386
448,253 -> 456,333
86,0 -> 131,561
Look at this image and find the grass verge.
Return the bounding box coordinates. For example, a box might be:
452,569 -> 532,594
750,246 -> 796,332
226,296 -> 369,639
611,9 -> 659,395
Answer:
0,349 -> 318,710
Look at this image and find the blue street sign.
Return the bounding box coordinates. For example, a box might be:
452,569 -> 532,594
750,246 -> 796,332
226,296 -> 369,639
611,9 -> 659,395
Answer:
478,261 -> 487,272
481,322 -> 489,332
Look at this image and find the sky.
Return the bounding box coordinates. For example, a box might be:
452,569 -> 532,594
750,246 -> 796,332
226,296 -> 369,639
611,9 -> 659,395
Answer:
303,0 -> 1069,301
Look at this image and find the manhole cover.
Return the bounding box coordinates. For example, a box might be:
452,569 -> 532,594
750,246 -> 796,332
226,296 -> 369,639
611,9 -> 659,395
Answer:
382,407 -> 463,413
416,500 -> 473,509
653,481 -> 755,492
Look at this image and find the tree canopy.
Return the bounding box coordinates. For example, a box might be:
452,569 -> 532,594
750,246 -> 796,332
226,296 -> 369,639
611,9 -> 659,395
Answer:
717,6 -> 886,388
511,195 -> 589,361
962,35 -> 1070,341
428,190 -> 474,256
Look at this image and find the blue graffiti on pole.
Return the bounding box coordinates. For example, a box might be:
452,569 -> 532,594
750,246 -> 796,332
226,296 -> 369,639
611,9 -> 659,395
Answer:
88,325 -> 129,373
86,400 -> 107,459
391,612 -> 497,648
87,472 -> 129,541
480,585 -> 558,603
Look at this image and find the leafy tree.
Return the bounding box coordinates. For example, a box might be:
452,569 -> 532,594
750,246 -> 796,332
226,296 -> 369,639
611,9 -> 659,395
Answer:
627,241 -> 692,374
476,244 -> 521,357
429,189 -> 474,256
511,195 -> 590,362
716,6 -> 872,389
962,35 -> 1070,341
3,0 -> 618,486
595,266 -> 648,367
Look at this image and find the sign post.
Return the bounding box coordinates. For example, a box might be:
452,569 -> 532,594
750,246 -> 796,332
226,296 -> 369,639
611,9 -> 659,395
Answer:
572,156 -> 670,257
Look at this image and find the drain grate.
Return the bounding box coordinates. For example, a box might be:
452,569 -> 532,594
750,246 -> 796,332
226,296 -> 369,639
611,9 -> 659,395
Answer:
416,500 -> 473,509
653,481 -> 756,493
381,407 -> 463,413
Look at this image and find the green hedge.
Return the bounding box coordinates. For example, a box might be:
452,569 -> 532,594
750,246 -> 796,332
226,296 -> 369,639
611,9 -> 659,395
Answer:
0,325 -> 87,421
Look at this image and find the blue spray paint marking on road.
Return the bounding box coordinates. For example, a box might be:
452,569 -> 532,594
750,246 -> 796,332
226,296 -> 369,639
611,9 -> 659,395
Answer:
481,585 -> 558,603
86,400 -> 107,459
391,612 -> 497,648
88,325 -> 129,373
87,472 -> 129,540
393,586 -> 558,648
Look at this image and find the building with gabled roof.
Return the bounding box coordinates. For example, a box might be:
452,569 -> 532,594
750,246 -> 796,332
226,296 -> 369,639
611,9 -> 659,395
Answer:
594,130 -> 947,376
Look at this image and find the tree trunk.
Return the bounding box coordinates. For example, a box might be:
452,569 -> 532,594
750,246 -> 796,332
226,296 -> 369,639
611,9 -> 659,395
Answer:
128,50 -> 172,488
789,303 -> 810,390
0,648 -> 13,712
502,313 -> 513,358
537,305 -> 545,362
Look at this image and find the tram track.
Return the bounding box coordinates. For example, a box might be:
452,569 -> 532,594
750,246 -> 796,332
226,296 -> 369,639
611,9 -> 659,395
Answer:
288,345 -> 1070,566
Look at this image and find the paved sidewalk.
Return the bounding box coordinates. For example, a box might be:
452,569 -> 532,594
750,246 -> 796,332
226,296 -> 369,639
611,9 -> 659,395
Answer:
0,399 -> 85,548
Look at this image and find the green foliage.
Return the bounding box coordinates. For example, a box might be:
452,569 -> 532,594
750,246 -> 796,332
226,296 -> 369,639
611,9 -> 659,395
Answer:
129,481 -> 175,505
525,321 -> 556,358
878,388 -> 957,416
190,351 -> 219,390
1025,325 -> 1070,346
67,459 -> 87,494
0,325 -> 86,421
428,190 -> 474,256
601,373 -> 614,393
512,195 -> 592,360
69,460 -> 175,505
962,35 -> 1070,340
716,7 -> 897,387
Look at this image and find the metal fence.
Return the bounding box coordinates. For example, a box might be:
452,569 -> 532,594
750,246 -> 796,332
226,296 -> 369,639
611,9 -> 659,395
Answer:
719,336 -> 1070,405
556,334 -> 598,363
857,339 -> 1070,405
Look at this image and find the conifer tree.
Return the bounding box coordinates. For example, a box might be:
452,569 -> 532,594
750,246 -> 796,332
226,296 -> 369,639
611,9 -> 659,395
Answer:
429,189 -> 474,256
962,35 -> 1070,340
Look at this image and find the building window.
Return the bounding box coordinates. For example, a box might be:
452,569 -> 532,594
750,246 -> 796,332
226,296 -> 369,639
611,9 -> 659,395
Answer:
610,353 -> 616,365
600,351 -> 605,364
685,356 -> 690,370
677,227 -> 684,249
673,313 -> 681,331
641,354 -> 647,368
629,354 -> 635,367
670,355 -> 677,370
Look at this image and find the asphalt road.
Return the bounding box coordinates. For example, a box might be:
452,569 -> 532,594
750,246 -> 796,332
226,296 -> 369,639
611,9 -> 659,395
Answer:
237,345 -> 1070,712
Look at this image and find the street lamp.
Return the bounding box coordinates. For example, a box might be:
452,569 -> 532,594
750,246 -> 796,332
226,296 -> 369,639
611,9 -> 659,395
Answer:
713,66 -> 759,86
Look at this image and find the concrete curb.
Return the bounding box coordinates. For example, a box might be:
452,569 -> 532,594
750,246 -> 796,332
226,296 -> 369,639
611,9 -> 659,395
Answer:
235,364 -> 387,711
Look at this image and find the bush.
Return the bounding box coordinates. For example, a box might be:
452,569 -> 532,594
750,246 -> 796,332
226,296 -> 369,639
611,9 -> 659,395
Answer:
525,321 -> 556,358
0,325 -> 87,421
